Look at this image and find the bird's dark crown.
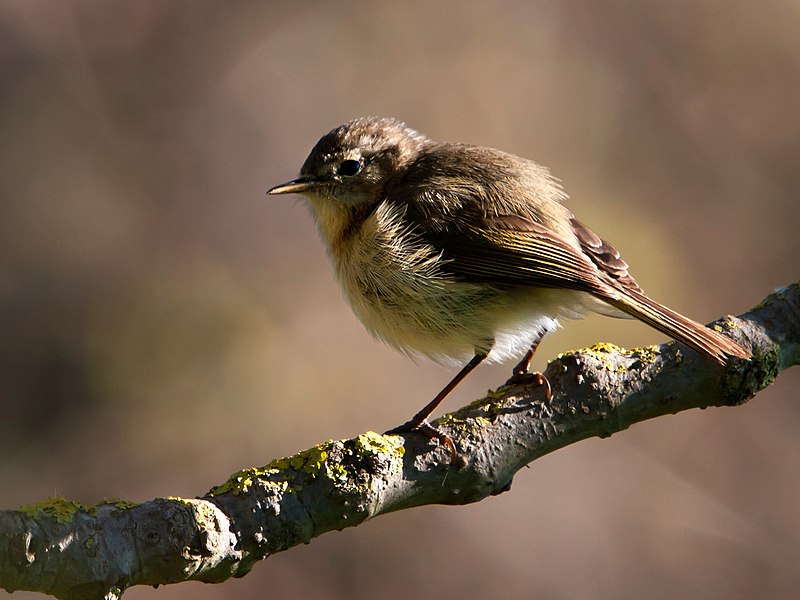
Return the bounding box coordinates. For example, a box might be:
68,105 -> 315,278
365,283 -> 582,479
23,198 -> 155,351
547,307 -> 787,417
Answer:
297,117 -> 428,207
301,117 -> 425,173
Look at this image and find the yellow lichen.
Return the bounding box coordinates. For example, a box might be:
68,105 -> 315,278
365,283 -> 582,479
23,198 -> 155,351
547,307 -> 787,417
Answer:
628,345 -> 660,364
208,434 -> 405,498
267,441 -> 336,477
101,498 -> 140,510
560,342 -> 661,366
207,466 -> 276,496
324,461 -> 350,484
18,496 -> 84,524
354,431 -> 405,458
473,416 -> 492,428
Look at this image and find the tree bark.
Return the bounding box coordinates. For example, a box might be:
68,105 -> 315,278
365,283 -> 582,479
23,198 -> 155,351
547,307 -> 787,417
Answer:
1,282 -> 797,600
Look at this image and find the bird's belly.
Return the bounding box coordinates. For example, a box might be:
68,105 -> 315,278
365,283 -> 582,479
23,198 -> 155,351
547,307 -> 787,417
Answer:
327,202 -> 588,364
335,251 -> 579,365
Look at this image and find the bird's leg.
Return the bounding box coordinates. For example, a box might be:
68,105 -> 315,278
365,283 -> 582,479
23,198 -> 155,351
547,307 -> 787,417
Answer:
386,351 -> 488,462
507,336 -> 551,401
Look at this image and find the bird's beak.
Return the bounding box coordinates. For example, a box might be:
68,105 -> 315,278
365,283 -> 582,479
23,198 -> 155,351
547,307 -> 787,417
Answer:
267,177 -> 319,196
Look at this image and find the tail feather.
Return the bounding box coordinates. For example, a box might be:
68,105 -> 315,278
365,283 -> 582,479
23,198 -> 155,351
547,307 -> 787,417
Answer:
602,288 -> 751,365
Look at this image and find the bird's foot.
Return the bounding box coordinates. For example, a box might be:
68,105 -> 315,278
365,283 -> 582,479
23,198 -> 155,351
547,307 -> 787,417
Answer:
505,370 -> 552,402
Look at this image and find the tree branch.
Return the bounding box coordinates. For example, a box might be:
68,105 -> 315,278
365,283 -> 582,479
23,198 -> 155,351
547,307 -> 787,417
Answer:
1,282 -> 797,599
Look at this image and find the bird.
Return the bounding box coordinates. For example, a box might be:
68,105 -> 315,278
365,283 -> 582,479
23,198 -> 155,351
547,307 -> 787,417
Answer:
267,116 -> 750,459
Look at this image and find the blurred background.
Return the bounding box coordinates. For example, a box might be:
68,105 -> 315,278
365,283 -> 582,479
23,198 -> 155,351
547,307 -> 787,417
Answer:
1,1 -> 799,598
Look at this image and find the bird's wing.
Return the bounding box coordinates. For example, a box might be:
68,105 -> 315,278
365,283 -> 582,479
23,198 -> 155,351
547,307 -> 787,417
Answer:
425,213 -> 611,295
569,218 -> 644,294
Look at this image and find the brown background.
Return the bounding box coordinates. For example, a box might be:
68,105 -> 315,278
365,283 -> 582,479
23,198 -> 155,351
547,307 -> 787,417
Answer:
1,2 -> 799,599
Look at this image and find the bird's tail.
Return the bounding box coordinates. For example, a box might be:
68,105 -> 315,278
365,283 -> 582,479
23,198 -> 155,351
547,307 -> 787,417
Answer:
602,288 -> 751,365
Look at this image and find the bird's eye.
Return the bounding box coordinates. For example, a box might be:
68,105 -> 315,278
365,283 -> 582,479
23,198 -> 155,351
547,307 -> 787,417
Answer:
337,159 -> 362,177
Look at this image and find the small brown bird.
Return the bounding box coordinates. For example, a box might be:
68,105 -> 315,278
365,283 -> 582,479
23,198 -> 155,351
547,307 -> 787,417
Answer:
268,117 -> 750,458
